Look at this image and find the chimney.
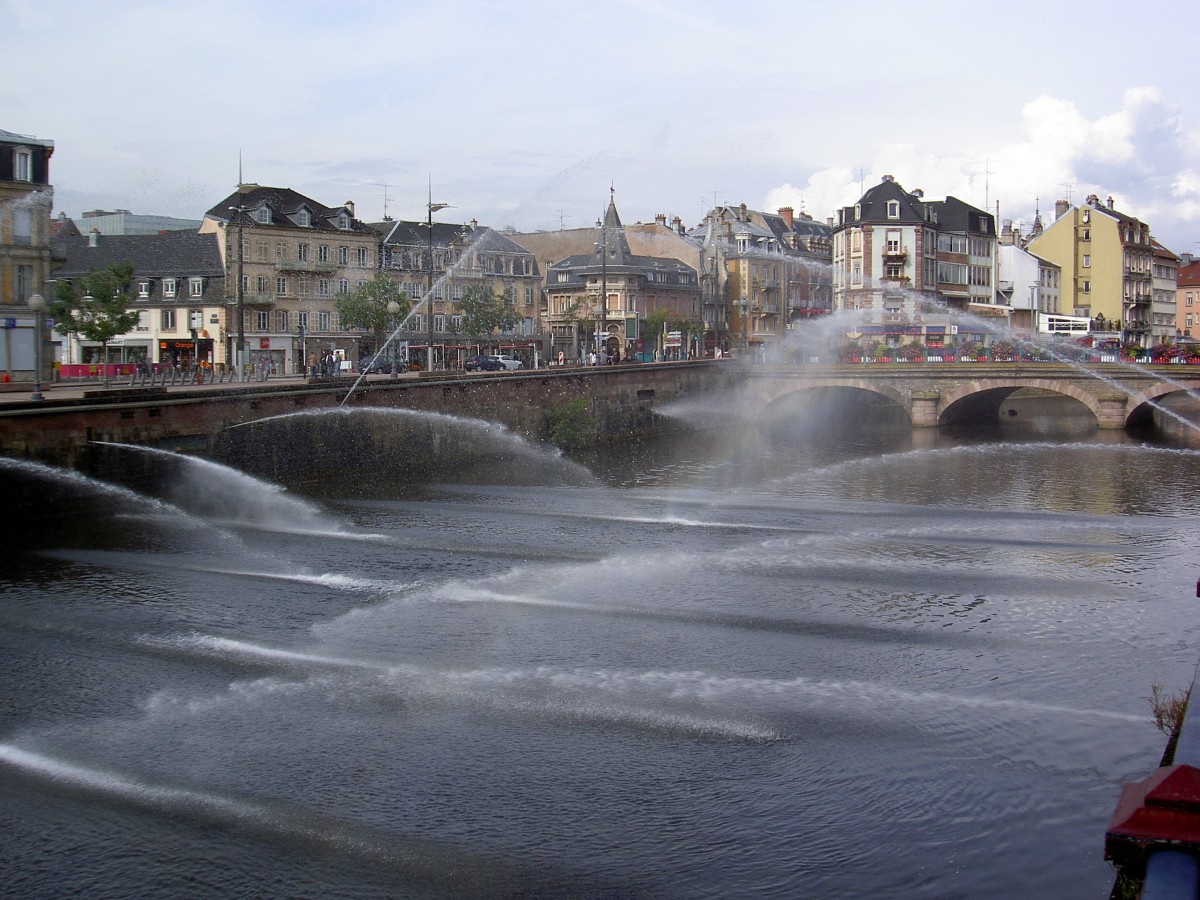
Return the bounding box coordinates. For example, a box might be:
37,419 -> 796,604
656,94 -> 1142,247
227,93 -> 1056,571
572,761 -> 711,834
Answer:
470,218 -> 478,230
778,207 -> 794,229
912,188 -> 924,199
1055,199 -> 1070,220
655,213 -> 667,226
739,202 -> 747,222
89,228 -> 99,248
1107,196 -> 1115,209
672,215 -> 684,235
345,200 -> 355,216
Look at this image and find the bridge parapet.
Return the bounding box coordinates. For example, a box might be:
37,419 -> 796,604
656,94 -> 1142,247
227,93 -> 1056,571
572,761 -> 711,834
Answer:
742,363 -> 1200,430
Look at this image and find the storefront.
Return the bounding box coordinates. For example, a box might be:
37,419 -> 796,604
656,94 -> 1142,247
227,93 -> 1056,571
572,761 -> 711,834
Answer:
159,337 -> 214,369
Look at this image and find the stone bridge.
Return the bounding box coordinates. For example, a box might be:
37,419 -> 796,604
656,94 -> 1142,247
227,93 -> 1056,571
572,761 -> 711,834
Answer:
743,363 -> 1200,429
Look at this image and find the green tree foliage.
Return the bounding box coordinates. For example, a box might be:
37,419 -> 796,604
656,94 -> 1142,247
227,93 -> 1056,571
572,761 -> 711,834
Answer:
51,262 -> 140,384
459,285 -> 521,347
335,274 -> 409,347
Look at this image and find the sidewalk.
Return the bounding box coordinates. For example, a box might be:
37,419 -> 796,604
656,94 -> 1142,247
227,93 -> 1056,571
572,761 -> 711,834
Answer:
0,372 -> 346,405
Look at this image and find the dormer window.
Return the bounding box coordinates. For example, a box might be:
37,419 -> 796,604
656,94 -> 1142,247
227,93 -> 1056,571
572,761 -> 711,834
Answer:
886,201 -> 900,219
163,278 -> 178,298
337,213 -> 350,230
254,205 -> 271,225
14,147 -> 32,182
854,204 -> 862,220
297,209 -> 311,227
137,281 -> 150,299
190,277 -> 204,297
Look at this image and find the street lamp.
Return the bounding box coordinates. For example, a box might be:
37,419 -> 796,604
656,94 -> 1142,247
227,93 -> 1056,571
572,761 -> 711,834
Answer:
27,293 -> 45,401
424,184 -> 450,373
386,299 -> 400,380
739,298 -> 749,354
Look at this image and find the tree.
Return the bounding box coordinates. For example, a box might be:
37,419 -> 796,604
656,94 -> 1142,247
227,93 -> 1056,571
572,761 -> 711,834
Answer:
51,262 -> 140,387
335,273 -> 409,358
459,284 -> 521,351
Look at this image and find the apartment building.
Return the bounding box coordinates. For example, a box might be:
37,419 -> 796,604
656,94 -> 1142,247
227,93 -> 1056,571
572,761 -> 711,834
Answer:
202,185 -> 377,372
50,229 -> 225,368
0,127 -> 55,379
372,217 -> 541,365
1026,195 -> 1156,348
1177,255 -> 1200,341
831,175 -> 997,349
1151,239 -> 1179,345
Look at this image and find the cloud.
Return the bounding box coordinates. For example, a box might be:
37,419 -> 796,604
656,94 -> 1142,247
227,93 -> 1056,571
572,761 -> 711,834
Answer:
763,87 -> 1199,252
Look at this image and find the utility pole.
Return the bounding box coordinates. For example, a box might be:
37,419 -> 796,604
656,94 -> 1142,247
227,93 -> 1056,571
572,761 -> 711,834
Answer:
425,179 -> 449,372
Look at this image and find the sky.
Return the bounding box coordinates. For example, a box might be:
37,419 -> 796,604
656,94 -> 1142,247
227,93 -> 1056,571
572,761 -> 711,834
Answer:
4,0 -> 1198,255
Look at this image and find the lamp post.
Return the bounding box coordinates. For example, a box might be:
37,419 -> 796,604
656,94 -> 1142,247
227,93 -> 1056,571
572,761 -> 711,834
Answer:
596,216 -> 608,359
739,298 -> 749,354
424,186 -> 449,373
27,293 -> 45,401
387,299 -> 400,380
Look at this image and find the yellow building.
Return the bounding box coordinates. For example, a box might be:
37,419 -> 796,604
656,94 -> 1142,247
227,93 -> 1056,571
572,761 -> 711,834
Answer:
1026,195 -> 1155,347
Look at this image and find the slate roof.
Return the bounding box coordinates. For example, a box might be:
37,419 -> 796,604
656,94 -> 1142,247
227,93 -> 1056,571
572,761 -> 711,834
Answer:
52,231 -> 224,279
0,128 -> 54,149
206,184 -> 374,235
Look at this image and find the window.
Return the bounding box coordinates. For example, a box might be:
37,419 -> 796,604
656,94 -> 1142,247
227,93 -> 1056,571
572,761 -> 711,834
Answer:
1082,280 -> 1091,293
434,314 -> 445,332
1082,229 -> 1090,241
276,242 -> 287,260
297,209 -> 310,227
1083,255 -> 1091,268
338,278 -> 349,294
256,311 -> 270,330
138,281 -> 150,299
318,279 -> 330,297
188,309 -> 203,331
1188,293 -> 1194,307
256,240 -> 268,261
277,310 -> 289,331
886,200 -> 900,219
338,246 -> 349,265
297,243 -> 308,262
276,276 -> 287,295
15,265 -> 32,301
189,277 -> 203,298
524,286 -> 533,305
256,275 -> 268,293
318,311 -> 330,331
357,247 -> 368,266
14,147 -> 32,181
297,311 -> 309,329
337,213 -> 349,230
254,205 -> 271,225
318,245 -> 329,263
240,274 -> 249,294
298,274 -> 310,298
163,278 -> 178,298
161,309 -> 176,330
136,311 -> 149,332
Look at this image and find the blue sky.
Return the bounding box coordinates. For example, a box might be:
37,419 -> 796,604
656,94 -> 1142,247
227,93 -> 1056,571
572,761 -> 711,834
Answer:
4,0 -> 1198,253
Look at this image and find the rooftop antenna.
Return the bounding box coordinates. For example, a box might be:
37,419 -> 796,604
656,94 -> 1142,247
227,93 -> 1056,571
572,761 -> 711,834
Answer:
238,150 -> 243,188
556,209 -> 570,230
1060,183 -> 1075,206
983,157 -> 991,210
371,183 -> 393,220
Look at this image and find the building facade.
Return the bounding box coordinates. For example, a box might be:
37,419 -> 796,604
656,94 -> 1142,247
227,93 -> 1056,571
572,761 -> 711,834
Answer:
539,196 -> 700,361
693,203 -> 832,355
0,127 -> 55,381
1026,195 -> 1157,348
202,185 -> 378,372
373,217 -> 542,367
1151,239 -> 1179,346
77,209 -> 201,236
997,220 -> 1066,336
1177,255 -> 1200,341
50,230 -> 225,368
831,175 -> 998,350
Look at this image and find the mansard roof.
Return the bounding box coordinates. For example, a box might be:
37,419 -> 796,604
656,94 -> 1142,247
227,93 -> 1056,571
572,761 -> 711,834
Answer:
205,184 -> 373,234
841,176 -> 927,226
928,196 -> 995,236
0,128 -> 54,149
52,230 -> 224,279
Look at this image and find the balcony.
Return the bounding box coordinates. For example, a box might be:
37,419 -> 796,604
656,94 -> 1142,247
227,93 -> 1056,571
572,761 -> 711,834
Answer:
883,246 -> 908,261
243,293 -> 277,307
275,259 -> 338,274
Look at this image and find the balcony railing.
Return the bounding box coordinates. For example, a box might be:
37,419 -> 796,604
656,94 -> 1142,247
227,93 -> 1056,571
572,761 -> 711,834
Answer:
275,259 -> 338,274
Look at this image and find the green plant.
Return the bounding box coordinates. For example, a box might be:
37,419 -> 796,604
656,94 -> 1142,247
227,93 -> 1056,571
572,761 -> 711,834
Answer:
543,397 -> 596,450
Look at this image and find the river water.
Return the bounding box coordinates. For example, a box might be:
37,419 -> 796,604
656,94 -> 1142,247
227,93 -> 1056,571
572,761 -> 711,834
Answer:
2,388 -> 1199,898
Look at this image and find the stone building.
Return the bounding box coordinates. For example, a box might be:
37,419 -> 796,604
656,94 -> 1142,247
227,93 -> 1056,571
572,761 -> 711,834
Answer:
202,184 -> 378,372
0,127 -> 55,380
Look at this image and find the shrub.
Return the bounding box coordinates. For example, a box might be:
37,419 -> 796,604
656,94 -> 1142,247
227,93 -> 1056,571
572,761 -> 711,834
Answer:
543,397 -> 596,450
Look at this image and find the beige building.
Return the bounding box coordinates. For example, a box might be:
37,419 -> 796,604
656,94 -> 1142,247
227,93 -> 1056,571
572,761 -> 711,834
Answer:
1026,195 -> 1156,347
202,184 -> 378,373
0,128 -> 55,380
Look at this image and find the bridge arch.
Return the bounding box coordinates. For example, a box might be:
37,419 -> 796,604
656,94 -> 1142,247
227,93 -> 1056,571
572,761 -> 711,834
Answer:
937,378 -> 1102,427
754,378 -> 910,421
1123,383 -> 1200,429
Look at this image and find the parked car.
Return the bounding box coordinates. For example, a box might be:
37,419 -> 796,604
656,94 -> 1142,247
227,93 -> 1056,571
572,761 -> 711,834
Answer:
363,357 -> 394,374
489,354 -> 523,370
464,354 -> 504,372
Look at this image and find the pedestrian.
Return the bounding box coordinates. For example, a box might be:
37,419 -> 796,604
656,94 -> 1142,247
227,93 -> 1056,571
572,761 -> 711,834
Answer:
307,352 -> 316,378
